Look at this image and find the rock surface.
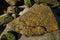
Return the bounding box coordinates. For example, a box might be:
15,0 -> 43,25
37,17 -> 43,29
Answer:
19,30 -> 60,40
7,4 -> 59,36
6,6 -> 16,14
5,0 -> 21,5
34,0 -> 59,4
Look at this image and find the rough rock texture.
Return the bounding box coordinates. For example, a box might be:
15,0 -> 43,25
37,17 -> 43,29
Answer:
19,30 -> 60,40
34,0 -> 59,4
35,0 -> 60,7
5,0 -> 21,5
6,6 -> 17,18
6,6 -> 16,14
7,4 -> 59,36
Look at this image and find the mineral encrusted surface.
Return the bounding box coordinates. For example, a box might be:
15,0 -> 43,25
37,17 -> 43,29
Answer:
7,4 -> 58,36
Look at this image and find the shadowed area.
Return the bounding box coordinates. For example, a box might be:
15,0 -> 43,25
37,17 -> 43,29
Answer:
0,24 -> 6,34
50,7 -> 60,29
0,0 -> 9,15
58,0 -> 60,2
0,31 -> 22,40
8,31 -> 22,40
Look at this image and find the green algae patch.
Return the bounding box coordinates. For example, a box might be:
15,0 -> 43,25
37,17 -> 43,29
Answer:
5,32 -> 15,40
24,0 -> 32,7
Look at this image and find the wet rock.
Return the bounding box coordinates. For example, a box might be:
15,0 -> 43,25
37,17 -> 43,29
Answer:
4,4 -> 59,37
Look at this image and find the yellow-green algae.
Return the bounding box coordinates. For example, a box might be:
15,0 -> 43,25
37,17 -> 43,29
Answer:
5,32 -> 15,40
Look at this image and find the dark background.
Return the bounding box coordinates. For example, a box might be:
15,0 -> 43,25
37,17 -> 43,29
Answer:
0,0 -> 9,15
